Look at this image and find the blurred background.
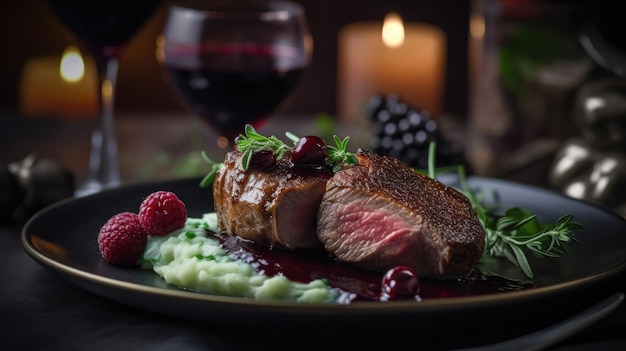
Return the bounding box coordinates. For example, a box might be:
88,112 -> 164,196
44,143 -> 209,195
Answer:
0,0 -> 470,117
2,0 -> 625,219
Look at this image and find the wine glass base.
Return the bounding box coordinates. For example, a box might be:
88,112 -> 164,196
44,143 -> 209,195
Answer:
74,179 -> 121,198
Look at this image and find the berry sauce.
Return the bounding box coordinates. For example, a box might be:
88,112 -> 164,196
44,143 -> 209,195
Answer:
212,231 -> 534,303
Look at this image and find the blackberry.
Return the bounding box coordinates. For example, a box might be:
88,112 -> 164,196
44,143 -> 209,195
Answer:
364,93 -> 464,170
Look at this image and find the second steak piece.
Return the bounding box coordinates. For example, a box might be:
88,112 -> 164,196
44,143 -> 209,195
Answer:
213,151 -> 328,250
317,150 -> 485,278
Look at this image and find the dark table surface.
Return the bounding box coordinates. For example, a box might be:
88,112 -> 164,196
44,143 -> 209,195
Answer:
1,217 -> 625,351
2,111 -> 626,350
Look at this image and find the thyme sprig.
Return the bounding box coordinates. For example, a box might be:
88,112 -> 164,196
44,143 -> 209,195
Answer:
286,131 -> 356,171
459,167 -> 580,279
236,124 -> 291,171
426,142 -> 581,279
199,151 -> 223,188
326,135 -> 358,172
200,131 -> 580,279
199,124 -> 357,187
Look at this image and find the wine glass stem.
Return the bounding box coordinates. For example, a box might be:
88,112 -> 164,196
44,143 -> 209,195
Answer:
76,56 -> 121,197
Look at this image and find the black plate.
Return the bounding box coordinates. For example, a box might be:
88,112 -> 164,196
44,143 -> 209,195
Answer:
21,176 -> 626,346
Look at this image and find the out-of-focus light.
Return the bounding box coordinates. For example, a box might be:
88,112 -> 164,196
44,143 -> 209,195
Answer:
382,12 -> 405,48
60,46 -> 85,83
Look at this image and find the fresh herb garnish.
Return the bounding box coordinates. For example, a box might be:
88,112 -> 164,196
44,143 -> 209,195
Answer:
199,151 -> 223,188
236,124 -> 291,171
327,135 -> 358,172
285,129 -> 356,171
199,124 -> 357,187
426,142 -> 581,279
458,166 -> 580,279
200,128 -> 580,279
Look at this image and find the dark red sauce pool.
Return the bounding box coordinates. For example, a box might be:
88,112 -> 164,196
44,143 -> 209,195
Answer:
213,231 -> 535,303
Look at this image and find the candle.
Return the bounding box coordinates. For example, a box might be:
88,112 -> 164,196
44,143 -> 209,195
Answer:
338,13 -> 446,120
19,46 -> 97,119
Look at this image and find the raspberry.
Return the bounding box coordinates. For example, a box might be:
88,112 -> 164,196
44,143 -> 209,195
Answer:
97,212 -> 149,266
138,191 -> 187,236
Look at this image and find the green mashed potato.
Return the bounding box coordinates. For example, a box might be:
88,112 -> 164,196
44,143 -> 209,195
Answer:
141,213 -> 339,303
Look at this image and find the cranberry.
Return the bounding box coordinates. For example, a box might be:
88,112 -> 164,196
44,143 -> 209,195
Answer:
380,266 -> 420,301
249,150 -> 277,170
291,136 -> 328,166
292,163 -> 333,179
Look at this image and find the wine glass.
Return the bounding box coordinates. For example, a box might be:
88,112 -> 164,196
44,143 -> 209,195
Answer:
160,0 -> 313,149
47,0 -> 162,197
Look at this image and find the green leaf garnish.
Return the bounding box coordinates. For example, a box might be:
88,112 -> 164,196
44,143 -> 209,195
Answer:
235,124 -> 290,171
327,135 -> 358,172
427,141 -> 437,180
199,129 -> 578,279
199,151 -> 223,188
425,141 -> 580,279
199,124 -> 357,186
285,131 -> 300,143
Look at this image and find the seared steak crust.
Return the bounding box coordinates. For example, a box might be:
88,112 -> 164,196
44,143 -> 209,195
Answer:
213,151 -> 328,250
317,150 -> 485,277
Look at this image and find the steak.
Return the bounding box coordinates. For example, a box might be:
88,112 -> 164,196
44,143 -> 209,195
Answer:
213,151 -> 328,250
317,150 -> 485,278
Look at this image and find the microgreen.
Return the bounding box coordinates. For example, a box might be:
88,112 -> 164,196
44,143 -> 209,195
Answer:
199,124 -> 357,187
286,131 -> 357,171
326,135 -> 358,172
426,141 -> 581,279
199,151 -> 223,188
199,129 -> 579,279
236,124 -> 290,171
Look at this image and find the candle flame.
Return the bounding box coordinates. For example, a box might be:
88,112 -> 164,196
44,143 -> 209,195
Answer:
60,46 -> 85,83
470,13 -> 485,40
155,34 -> 165,63
382,12 -> 405,48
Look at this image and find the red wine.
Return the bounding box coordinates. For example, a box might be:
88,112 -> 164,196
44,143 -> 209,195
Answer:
48,0 -> 162,58
166,66 -> 303,140
164,43 -> 306,141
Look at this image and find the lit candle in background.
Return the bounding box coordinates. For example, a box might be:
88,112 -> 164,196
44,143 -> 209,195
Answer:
338,13 -> 446,121
19,46 -> 97,119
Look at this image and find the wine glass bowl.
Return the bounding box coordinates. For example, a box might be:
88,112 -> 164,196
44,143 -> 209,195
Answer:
160,0 -> 313,148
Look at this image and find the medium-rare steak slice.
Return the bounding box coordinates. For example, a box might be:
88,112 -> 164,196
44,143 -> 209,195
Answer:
317,150 -> 485,278
213,150 -> 328,250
